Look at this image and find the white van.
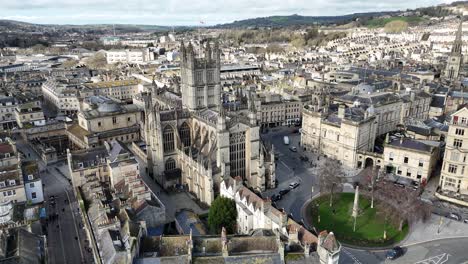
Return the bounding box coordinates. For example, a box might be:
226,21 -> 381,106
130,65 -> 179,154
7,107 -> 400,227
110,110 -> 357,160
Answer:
283,136 -> 289,145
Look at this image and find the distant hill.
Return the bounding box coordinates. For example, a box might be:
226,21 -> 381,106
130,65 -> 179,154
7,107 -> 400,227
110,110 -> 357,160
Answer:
214,1 -> 468,29
0,20 -> 174,34
214,12 -> 401,28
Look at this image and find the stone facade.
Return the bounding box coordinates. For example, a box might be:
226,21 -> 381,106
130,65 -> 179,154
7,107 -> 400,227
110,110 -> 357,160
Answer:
383,138 -> 440,183
438,107 -> 468,206
220,177 -> 287,235
0,138 -> 26,204
145,42 -> 275,205
67,100 -> 141,149
180,41 -> 221,111
301,104 -> 377,169
444,19 -> 464,80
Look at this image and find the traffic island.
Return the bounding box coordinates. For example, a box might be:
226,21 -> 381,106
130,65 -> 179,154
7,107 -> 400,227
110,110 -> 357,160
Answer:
305,193 -> 409,247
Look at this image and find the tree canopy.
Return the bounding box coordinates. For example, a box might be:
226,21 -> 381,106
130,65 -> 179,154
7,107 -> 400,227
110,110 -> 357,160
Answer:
207,196 -> 238,234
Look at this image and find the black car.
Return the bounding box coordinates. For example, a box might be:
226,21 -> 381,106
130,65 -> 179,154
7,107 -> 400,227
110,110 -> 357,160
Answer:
300,155 -> 309,161
386,246 -> 404,260
279,189 -> 290,196
448,212 -> 461,221
271,194 -> 282,202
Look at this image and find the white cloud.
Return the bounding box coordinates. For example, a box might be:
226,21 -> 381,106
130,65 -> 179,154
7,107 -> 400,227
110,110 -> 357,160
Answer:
0,0 -> 456,25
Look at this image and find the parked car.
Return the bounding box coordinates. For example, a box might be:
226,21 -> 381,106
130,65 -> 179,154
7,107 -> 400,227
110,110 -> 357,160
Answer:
274,152 -> 280,160
279,189 -> 290,196
271,194 -> 282,202
463,219 -> 468,224
386,246 -> 404,260
448,212 -> 461,221
289,146 -> 297,152
289,182 -> 300,189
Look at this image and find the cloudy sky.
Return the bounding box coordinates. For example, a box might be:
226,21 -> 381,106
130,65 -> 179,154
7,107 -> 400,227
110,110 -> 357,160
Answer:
0,0 -> 455,25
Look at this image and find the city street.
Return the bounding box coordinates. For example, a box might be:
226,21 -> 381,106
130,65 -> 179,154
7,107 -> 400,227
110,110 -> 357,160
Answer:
261,127 -> 320,221
340,238 -> 468,264
261,128 -> 468,264
15,137 -> 92,264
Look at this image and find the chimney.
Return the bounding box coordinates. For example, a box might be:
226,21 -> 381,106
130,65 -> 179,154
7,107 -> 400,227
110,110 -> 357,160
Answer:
338,104 -> 346,119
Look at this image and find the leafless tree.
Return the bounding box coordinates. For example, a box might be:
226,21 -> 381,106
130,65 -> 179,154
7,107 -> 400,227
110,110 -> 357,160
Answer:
395,188 -> 432,230
359,167 -> 381,208
380,204 -> 399,239
318,158 -> 344,207
374,180 -> 432,231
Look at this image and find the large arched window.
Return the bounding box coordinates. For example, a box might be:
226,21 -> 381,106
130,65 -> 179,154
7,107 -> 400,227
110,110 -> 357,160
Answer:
179,122 -> 191,147
229,132 -> 246,180
163,126 -> 175,152
165,158 -> 176,171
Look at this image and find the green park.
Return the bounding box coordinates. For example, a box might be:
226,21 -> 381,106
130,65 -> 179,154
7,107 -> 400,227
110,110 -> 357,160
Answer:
306,192 -> 409,247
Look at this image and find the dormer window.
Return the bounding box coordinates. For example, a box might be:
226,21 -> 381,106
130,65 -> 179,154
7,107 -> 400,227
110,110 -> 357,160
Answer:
9,180 -> 15,186
0,182 -> 5,188
28,175 -> 34,181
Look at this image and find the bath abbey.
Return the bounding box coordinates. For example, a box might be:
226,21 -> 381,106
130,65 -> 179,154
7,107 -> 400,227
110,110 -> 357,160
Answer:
144,41 -> 276,205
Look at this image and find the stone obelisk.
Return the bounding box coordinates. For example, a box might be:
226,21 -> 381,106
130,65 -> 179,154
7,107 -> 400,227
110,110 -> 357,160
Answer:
352,186 -> 359,231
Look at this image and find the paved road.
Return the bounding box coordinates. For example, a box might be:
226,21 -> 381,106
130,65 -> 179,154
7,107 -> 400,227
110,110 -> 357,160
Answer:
261,128 -> 468,264
15,137 -> 92,264
261,127 -> 320,221
340,238 -> 468,264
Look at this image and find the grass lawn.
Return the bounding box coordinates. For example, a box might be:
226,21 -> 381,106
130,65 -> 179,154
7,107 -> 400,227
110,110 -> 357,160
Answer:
308,193 -> 408,247
365,16 -> 426,28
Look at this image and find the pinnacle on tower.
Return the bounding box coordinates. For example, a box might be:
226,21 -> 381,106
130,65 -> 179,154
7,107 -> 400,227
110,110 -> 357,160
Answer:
452,17 -> 463,55
206,41 -> 212,61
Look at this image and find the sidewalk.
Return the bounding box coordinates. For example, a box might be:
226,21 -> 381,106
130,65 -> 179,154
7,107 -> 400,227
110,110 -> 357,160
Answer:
401,213 -> 468,246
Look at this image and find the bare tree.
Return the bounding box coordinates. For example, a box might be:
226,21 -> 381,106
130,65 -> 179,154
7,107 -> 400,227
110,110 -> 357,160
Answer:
374,180 -> 432,231
359,167 -> 380,209
396,188 -> 432,231
380,204 -> 399,239
318,159 -> 344,207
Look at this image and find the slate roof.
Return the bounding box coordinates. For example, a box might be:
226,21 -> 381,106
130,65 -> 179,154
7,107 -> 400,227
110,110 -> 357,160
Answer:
0,228 -> 46,264
430,95 -> 446,108
319,231 -> 339,253
339,92 -> 401,106
387,138 -> 434,153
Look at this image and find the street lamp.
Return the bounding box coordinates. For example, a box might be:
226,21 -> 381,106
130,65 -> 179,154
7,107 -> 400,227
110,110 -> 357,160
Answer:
316,203 -> 320,223
437,215 -> 443,234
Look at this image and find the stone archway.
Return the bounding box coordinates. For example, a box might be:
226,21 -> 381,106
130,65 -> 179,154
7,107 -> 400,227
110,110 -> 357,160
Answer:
364,158 -> 374,168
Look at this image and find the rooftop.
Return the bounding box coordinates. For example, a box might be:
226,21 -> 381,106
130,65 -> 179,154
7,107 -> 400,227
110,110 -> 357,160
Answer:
84,80 -> 139,89
387,138 -> 434,153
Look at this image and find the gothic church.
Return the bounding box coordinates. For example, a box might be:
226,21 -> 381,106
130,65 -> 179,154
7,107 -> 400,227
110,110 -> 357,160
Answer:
144,41 -> 276,205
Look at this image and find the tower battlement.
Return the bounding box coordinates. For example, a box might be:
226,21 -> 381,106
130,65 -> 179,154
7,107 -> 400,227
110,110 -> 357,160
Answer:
180,40 -> 222,110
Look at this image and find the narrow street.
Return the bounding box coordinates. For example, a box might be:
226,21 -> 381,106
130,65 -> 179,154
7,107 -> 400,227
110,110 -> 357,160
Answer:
261,127 -> 320,221
15,136 -> 92,264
